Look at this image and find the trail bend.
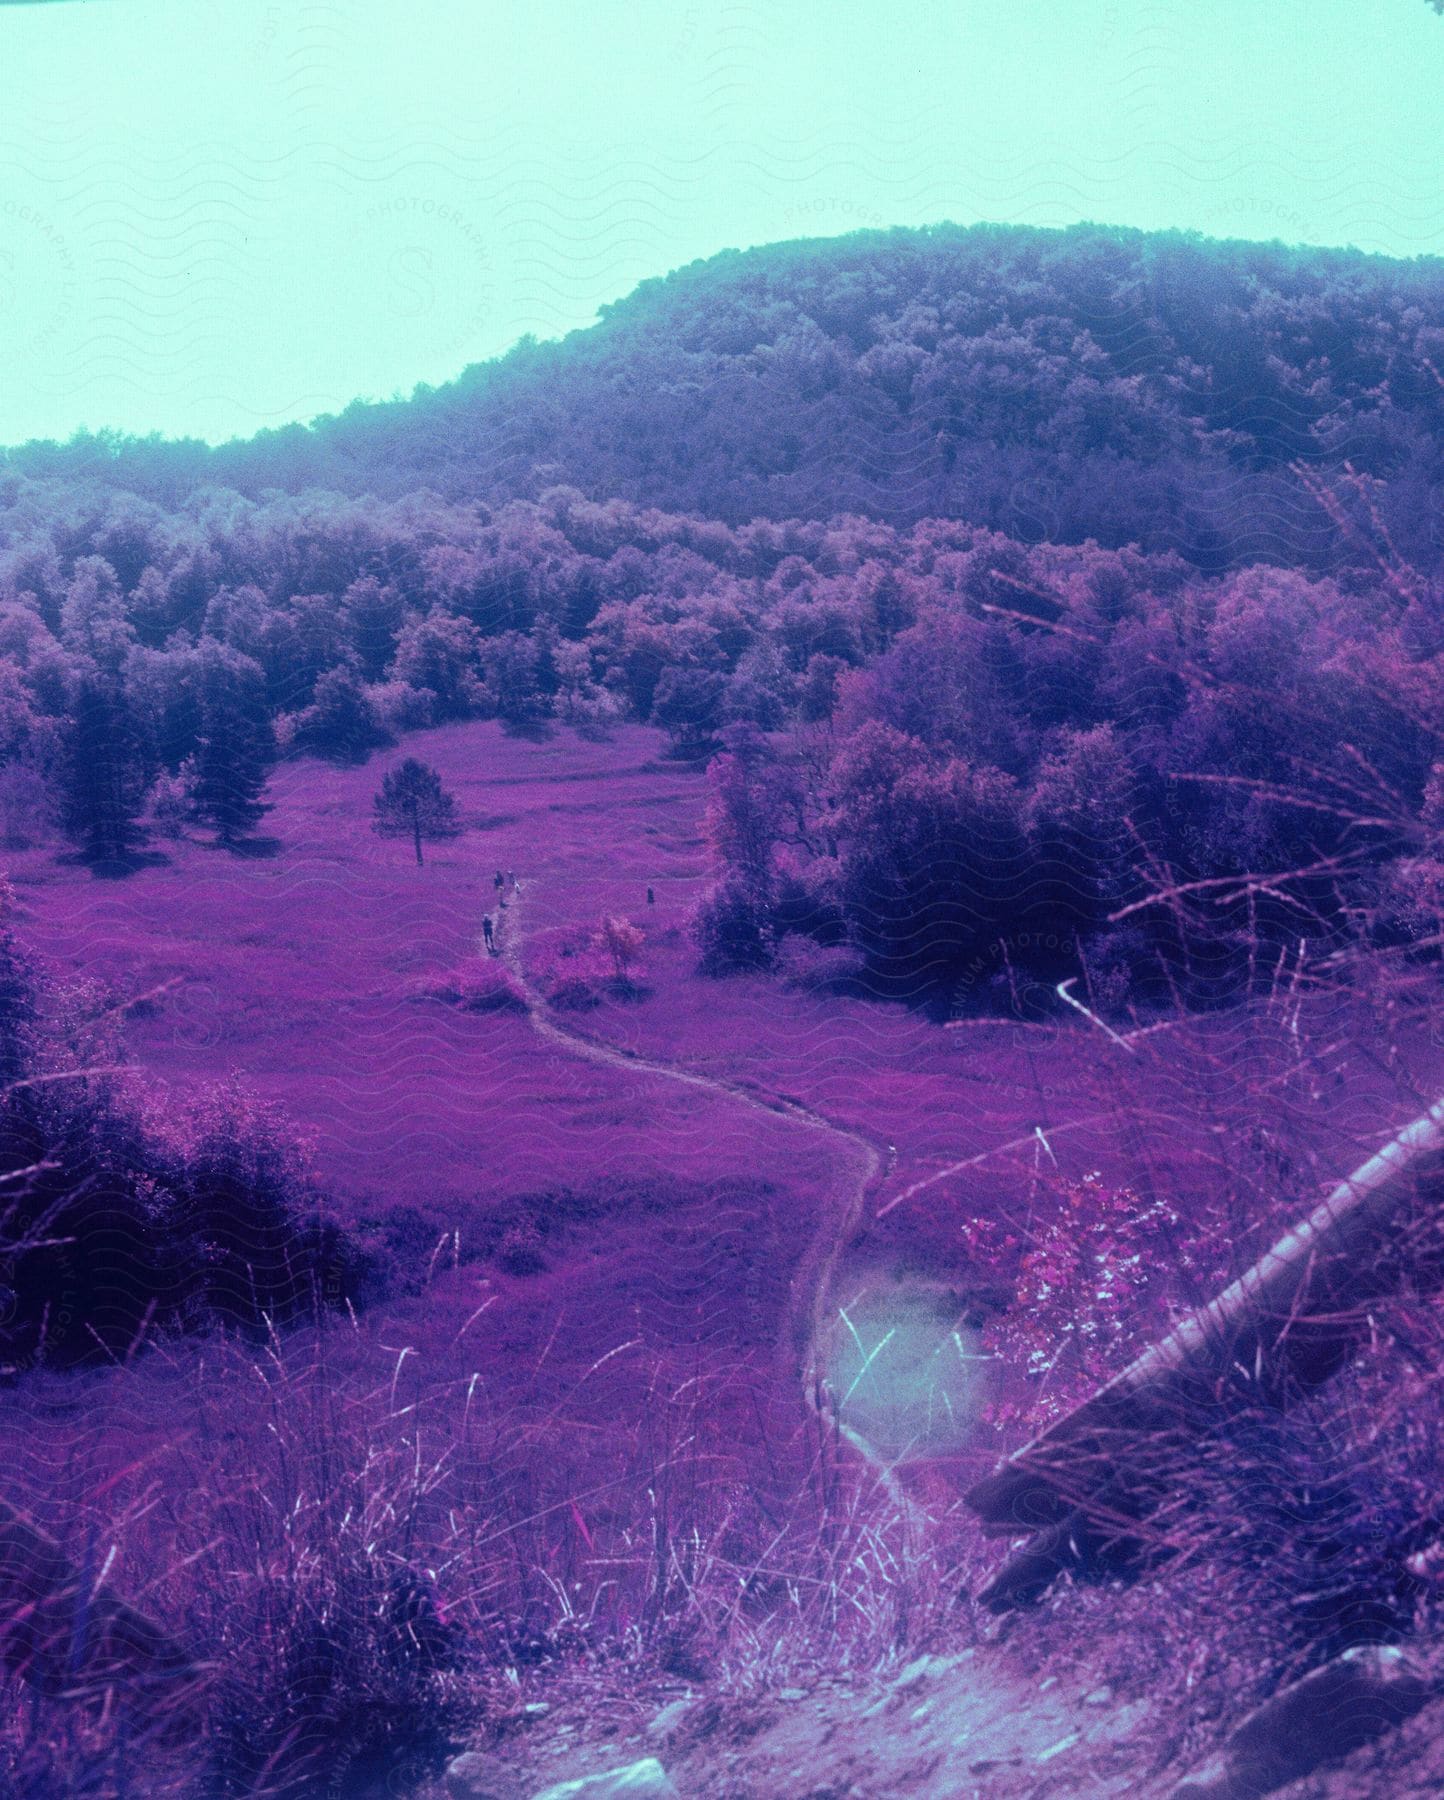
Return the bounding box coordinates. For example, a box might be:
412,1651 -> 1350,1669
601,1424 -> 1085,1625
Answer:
494,881 -> 914,1515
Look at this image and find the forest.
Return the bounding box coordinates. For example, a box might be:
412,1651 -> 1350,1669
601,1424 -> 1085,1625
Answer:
1,418 -> 1442,1009
8,223 -> 1444,573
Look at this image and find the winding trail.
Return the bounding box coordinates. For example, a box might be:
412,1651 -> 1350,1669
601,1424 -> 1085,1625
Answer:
494,881 -> 914,1513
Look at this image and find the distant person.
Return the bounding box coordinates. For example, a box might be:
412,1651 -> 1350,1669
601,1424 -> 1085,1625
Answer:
647,886 -> 655,905
482,915 -> 495,954
494,870 -> 504,891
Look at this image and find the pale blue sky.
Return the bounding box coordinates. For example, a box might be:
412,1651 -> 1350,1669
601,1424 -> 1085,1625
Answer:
1,0 -> 1441,446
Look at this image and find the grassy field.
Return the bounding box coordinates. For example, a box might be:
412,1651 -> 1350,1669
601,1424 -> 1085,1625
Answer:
6,718 -> 1444,1796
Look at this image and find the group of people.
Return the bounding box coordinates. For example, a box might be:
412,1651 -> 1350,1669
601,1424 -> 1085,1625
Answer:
481,873 -> 657,955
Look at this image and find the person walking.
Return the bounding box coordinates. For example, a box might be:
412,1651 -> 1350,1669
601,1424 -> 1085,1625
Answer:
482,914 -> 495,954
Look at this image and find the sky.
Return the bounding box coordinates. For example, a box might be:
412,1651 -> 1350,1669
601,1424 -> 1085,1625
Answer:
1,0 -> 1442,448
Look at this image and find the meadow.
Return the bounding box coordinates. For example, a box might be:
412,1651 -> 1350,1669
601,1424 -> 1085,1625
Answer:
6,714 -> 1444,1797
6,218 -> 1444,1796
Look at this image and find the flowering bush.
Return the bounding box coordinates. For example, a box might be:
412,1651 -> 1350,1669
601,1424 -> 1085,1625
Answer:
967,1171 -> 1221,1428
592,914 -> 644,982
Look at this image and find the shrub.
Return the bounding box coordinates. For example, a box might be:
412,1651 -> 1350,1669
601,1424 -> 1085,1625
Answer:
546,969 -> 604,1011
967,1171 -> 1220,1428
496,1216 -> 547,1275
424,960 -> 527,1014
592,914 -> 644,983
691,877 -> 776,974
146,759 -> 198,838
0,917 -> 363,1368
533,924 -> 610,1008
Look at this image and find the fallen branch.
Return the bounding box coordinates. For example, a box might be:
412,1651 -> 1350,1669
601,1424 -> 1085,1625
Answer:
966,1094 -> 1444,1604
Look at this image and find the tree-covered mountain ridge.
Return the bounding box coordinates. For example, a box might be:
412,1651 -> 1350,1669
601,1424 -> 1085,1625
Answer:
10,221 -> 1444,573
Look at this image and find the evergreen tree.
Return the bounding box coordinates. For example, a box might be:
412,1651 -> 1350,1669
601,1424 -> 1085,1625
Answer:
192,650 -> 275,846
0,878 -> 36,1089
372,758 -> 461,865
59,671 -> 151,864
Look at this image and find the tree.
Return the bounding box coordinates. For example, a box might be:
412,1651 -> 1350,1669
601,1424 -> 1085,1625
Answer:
387,609 -> 482,719
372,758 -> 461,866
59,670 -> 151,865
593,914 -> 644,982
0,877 -> 36,1088
481,630 -> 547,728
290,664 -> 390,763
652,666 -> 725,755
191,648 -> 275,846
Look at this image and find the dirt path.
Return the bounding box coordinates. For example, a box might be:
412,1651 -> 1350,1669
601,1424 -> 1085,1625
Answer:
460,889 -> 1185,1798
493,882 -> 911,1509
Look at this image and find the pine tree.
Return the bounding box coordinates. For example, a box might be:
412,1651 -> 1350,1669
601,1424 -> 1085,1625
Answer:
192,651 -> 275,846
59,673 -> 151,865
0,878 -> 36,1089
372,758 -> 461,866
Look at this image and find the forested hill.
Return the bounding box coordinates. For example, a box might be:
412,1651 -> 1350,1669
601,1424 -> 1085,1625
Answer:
9,222 -> 1444,573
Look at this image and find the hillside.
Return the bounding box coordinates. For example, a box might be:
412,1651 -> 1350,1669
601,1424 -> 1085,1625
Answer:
9,222 -> 1444,570
7,219 -> 1444,1798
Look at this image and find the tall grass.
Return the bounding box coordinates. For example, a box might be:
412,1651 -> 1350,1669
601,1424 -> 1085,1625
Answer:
1,1303 -> 957,1798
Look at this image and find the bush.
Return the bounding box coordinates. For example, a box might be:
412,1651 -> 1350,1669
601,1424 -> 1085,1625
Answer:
0,919 -> 363,1368
421,960 -> 527,1014
966,1170 -> 1220,1428
146,760 -> 198,838
496,1216 -> 547,1275
533,924 -> 610,1008
691,878 -> 776,974
771,865 -> 846,944
183,1355 -> 476,1799
546,969 -> 604,1011
592,914 -> 644,983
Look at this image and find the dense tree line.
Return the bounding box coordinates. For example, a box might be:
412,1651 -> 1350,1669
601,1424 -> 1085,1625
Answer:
0,223 -> 1441,1005
6,223 -> 1444,573
0,460 -> 1440,1002
692,530 -> 1444,1006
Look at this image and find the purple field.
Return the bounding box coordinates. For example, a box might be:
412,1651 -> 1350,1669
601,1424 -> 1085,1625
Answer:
8,711 -> 1444,1799
14,719 -> 1434,1483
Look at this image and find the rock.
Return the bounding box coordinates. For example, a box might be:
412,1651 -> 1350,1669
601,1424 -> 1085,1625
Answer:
1170,1646 -> 1435,1800
645,1699 -> 694,1740
891,1654 -> 945,1691
445,1750 -> 499,1799
530,1757 -> 680,1800
777,1686 -> 807,1701
524,1702 -> 552,1718
1084,1684 -> 1114,1706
